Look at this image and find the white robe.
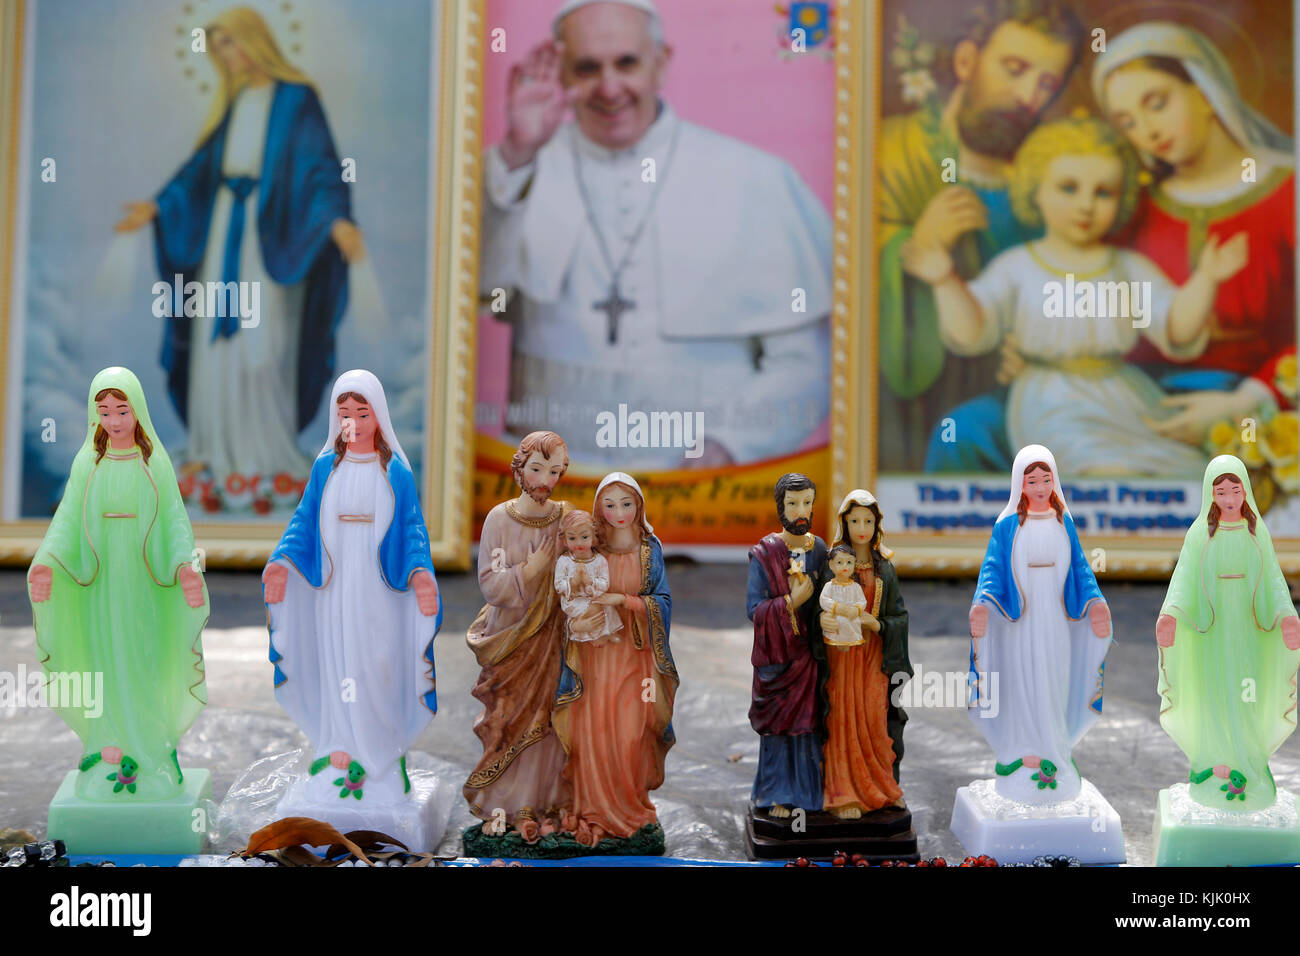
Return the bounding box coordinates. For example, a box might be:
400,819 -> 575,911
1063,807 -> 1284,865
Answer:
269,453 -> 435,806
553,553 -> 622,642
185,84 -> 314,497
480,103 -> 832,467
961,244 -> 1210,477
971,514 -> 1110,804
819,579 -> 867,645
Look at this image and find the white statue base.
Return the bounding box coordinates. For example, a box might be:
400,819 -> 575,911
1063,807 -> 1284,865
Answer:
1153,784 -> 1300,867
276,768 -> 448,853
951,778 -> 1125,864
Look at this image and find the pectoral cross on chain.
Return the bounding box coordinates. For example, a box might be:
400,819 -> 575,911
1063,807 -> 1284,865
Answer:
594,284 -> 636,345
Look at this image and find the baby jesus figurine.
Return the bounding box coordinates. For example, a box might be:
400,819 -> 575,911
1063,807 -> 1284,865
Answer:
820,545 -> 871,647
554,509 -> 622,644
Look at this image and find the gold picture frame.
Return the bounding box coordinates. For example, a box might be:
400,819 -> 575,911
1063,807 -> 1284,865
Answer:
835,0 -> 1300,578
0,0 -> 482,571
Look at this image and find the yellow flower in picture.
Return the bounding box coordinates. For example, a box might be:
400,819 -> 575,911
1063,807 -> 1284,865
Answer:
1207,420 -> 1237,456
1273,462 -> 1300,495
1238,439 -> 1265,468
1275,354 -> 1297,401
1260,412 -> 1299,465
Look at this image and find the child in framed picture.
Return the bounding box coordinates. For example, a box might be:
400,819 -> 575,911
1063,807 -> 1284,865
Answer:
902,115 -> 1248,478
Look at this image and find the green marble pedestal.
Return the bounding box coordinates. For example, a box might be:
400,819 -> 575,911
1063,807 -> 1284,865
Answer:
48,769 -> 212,856
1154,784 -> 1300,866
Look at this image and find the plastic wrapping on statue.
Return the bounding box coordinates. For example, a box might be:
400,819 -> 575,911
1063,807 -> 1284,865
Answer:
1165,783 -> 1300,829
213,748 -> 459,854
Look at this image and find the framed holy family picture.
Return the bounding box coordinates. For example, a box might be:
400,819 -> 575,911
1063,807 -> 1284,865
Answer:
0,0 -> 480,569
844,0 -> 1300,575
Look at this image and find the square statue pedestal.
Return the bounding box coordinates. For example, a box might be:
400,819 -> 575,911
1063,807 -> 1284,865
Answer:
276,773 -> 446,853
951,778 -> 1125,864
1153,784 -> 1300,866
48,768 -> 212,856
743,801 -> 919,862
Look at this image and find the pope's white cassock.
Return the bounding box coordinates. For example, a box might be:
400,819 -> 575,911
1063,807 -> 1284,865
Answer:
480,101 -> 833,467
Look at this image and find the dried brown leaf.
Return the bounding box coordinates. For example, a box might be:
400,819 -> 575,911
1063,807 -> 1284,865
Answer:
342,829 -> 409,853
243,816 -> 372,866
280,845 -> 332,867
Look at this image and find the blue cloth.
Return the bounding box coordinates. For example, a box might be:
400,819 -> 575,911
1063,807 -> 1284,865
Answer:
1155,369 -> 1243,393
213,175 -> 259,340
969,185 -> 1040,258
752,734 -> 822,810
974,512 -> 1102,623
924,388 -> 1013,472
267,450 -> 440,711
153,82 -> 351,430
967,512 -> 1107,723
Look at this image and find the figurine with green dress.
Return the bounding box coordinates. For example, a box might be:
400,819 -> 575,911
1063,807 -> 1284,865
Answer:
28,367 -> 210,854
1153,455 -> 1300,865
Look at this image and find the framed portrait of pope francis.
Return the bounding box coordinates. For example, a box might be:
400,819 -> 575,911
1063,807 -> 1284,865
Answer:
841,0 -> 1300,576
472,0 -> 839,552
0,0 -> 480,569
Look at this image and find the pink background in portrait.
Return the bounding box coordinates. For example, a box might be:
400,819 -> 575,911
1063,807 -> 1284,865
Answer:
476,0 -> 836,439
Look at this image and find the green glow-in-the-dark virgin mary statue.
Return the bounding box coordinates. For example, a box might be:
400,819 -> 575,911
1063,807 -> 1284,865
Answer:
1153,454 -> 1300,866
28,366 -> 211,854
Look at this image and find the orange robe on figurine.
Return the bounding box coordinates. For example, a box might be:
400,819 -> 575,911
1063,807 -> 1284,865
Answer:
553,472 -> 677,852
818,490 -> 910,818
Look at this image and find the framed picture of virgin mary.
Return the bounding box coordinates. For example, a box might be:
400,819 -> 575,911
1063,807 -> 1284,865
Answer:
838,0 -> 1300,575
0,0 -> 481,569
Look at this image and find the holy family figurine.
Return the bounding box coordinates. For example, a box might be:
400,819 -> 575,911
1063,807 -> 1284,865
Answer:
951,445 -> 1124,864
29,367 -> 211,854
462,431 -> 678,858
1152,455 -> 1300,865
744,473 -> 916,860
261,370 -> 443,849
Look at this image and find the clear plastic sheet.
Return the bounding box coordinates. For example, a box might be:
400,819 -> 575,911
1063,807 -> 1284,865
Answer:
4,595 -> 1300,864
1166,783 -> 1298,828
211,748 -> 458,854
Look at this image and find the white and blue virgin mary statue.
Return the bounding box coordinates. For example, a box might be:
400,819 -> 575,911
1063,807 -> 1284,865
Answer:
264,369 -> 440,822
968,444 -> 1113,804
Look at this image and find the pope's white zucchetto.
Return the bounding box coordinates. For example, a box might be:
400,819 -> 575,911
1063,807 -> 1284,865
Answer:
552,0 -> 663,40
